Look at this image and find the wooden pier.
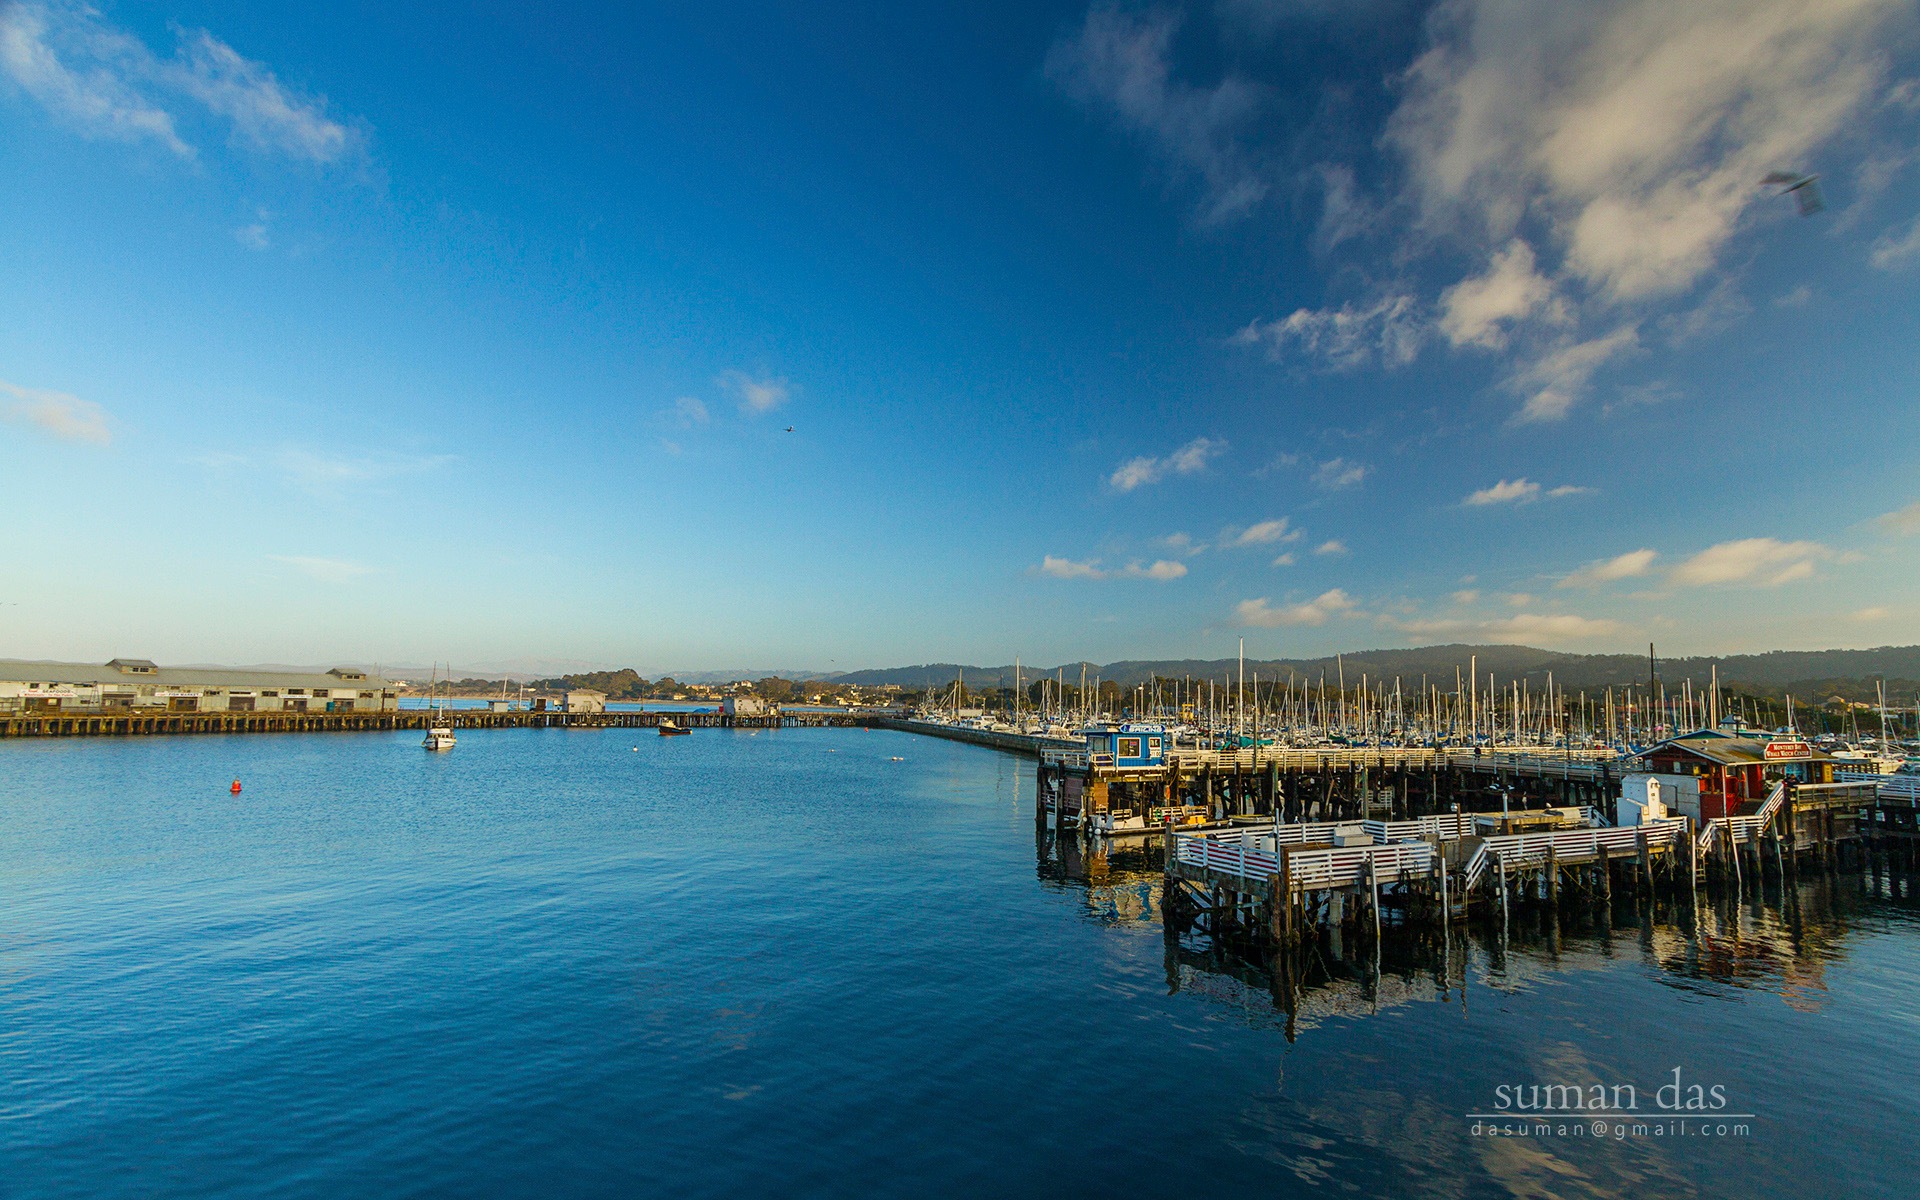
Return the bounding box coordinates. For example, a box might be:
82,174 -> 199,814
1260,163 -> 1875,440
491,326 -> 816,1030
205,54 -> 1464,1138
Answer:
0,707 -> 874,738
1150,776 -> 1914,972
1038,743 -> 1624,835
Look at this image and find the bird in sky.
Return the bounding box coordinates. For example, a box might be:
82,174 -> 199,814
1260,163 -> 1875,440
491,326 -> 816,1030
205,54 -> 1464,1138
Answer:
1761,171 -> 1825,216
785,426 -> 795,433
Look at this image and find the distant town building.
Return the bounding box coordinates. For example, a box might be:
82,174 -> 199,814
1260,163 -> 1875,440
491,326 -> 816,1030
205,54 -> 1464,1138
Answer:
563,689 -> 607,713
0,659 -> 399,714
723,695 -> 768,717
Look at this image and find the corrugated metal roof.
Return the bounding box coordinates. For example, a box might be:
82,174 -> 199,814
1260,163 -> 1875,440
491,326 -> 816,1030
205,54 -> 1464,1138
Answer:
1646,735 -> 1832,765
0,660 -> 396,690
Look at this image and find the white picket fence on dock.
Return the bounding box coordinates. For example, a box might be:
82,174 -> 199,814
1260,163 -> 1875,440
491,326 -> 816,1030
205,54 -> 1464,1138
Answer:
1172,831 -> 1436,893
1462,819 -> 1686,894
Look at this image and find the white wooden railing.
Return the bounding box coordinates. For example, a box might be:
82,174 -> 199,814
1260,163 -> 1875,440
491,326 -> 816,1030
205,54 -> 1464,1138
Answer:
1172,832 -> 1435,892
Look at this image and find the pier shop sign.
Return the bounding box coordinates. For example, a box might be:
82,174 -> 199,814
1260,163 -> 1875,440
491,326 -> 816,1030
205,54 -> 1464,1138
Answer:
1763,739 -> 1814,761
1469,1069 -> 1750,1141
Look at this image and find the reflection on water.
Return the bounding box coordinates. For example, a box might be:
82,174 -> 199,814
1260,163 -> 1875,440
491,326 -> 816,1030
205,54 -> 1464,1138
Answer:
1037,821 -> 1920,1040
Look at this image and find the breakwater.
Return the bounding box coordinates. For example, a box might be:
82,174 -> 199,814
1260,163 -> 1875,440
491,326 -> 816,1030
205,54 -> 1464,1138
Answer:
0,708 -> 872,738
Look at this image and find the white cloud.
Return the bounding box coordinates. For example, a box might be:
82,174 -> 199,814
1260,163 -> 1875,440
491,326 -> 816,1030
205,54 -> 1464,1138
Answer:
1313,458 -> 1369,489
1509,325 -> 1640,422
1221,0 -> 1904,421
1236,588 -> 1356,627
234,220 -> 269,250
275,448 -> 455,493
1870,214 -> 1920,269
1,378 -> 110,444
1039,555 -> 1103,579
1159,531 -> 1207,555
270,555 -> 375,584
171,29 -> 354,163
1438,239 -> 1563,349
1854,605 -> 1890,621
1235,294 -> 1425,370
0,4 -> 357,164
1546,484 -> 1593,497
1108,436 -> 1225,491
1451,589 -> 1479,603
671,396 -> 710,427
1223,517 -> 1299,547
1046,8 -> 1268,223
1388,0 -> 1902,302
0,2 -> 190,155
1559,548 -> 1658,587
1270,552 -> 1296,567
1669,537 -> 1831,586
1388,611 -> 1621,644
1775,284 -> 1813,307
1037,555 -> 1186,582
1464,478 -> 1539,506
1121,559 -> 1188,580
1487,613 -> 1620,641
1313,539 -> 1347,556
1505,592 -> 1534,606
1877,500 -> 1920,535
719,371 -> 789,414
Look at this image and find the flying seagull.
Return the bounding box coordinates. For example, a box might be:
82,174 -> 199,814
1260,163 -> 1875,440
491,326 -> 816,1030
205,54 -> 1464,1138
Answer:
1761,171 -> 1825,216
785,426 -> 795,433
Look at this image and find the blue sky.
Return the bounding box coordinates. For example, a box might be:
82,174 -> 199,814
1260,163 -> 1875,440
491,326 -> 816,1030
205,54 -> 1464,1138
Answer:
3,0 -> 1918,674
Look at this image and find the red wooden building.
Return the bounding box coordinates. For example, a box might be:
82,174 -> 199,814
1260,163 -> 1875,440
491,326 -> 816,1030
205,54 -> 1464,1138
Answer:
1638,732 -> 1835,821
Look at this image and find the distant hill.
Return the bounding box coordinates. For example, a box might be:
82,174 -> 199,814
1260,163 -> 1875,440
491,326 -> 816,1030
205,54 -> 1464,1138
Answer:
822,644 -> 1920,704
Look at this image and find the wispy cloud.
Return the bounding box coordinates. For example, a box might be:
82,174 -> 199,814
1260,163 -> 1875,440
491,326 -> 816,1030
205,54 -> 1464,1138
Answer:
1464,478 -> 1538,506
670,396 -> 710,427
1270,552 -> 1296,567
269,555 -> 375,584
1,377 -> 111,444
1871,214 -> 1920,269
1046,7 -> 1268,223
170,29 -> 354,163
1461,478 -> 1595,506
719,371 -> 790,414
1878,500 -> 1920,535
1389,0 -> 1899,300
1234,294 -> 1425,371
1669,538 -> 1831,587
1108,436 -> 1224,492
1313,539 -> 1347,556
1312,458 -> 1368,490
1230,0 -> 1906,421
1221,517 -> 1300,548
275,448 -> 456,494
1508,326 -> 1640,423
0,3 -> 359,164
1389,611 -> 1621,644
234,216 -> 270,250
1037,554 -> 1186,582
1559,548 -> 1658,588
1236,589 -> 1356,627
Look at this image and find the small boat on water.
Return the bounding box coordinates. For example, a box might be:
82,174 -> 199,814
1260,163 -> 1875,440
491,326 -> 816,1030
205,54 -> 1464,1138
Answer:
658,720 -> 691,737
422,663 -> 456,751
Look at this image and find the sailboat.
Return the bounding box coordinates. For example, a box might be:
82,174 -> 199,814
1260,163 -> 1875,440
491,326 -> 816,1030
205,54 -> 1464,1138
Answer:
422,663 -> 456,751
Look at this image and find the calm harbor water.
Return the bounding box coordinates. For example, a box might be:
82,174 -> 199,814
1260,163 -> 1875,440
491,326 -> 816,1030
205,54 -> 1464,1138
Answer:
3,728 -> 1917,1198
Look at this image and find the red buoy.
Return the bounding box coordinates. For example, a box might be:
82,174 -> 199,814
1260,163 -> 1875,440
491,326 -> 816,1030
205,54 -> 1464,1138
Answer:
230,779 -> 242,794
